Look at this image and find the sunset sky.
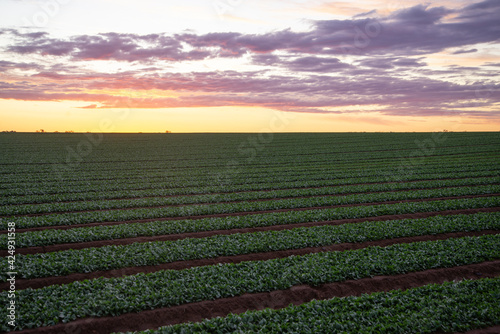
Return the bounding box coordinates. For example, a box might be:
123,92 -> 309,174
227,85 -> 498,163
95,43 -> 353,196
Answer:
0,0 -> 499,132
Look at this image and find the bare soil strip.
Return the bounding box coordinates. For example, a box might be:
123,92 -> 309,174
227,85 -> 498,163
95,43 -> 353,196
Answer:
4,207 -> 500,256
459,325 -> 500,334
3,230 -> 498,291
11,261 -> 500,334
8,194 -> 500,234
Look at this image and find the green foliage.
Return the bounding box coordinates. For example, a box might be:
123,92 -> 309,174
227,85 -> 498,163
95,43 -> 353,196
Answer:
1,168 -> 498,206
4,212 -> 500,280
2,197 -> 500,249
128,278 -> 500,334
2,176 -> 499,215
2,188 -> 500,229
0,235 -> 499,331
1,133 -> 499,333
1,133 -> 499,200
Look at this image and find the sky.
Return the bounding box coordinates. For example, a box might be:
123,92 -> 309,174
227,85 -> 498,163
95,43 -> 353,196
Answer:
0,0 -> 499,133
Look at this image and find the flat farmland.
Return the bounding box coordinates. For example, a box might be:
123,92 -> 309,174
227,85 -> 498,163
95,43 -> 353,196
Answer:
0,132 -> 499,334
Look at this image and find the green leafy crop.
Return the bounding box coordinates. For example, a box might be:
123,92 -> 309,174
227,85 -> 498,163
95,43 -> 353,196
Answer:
128,278 -> 500,334
4,212 -> 499,280
1,235 -> 498,331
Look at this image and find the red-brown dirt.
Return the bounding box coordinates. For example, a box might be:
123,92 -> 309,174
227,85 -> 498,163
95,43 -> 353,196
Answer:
460,325 -> 500,333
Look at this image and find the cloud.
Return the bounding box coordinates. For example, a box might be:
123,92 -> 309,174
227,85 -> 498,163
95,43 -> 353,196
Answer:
356,57 -> 427,69
252,55 -> 351,72
0,0 -> 498,119
252,54 -> 281,66
457,0 -> 500,19
452,48 -> 478,54
203,0 -> 498,57
353,10 -> 378,18
78,104 -> 98,109
5,31 -> 212,62
388,4 -> 452,25
0,60 -> 42,72
1,66 -> 497,119
4,0 -> 500,61
284,56 -> 351,72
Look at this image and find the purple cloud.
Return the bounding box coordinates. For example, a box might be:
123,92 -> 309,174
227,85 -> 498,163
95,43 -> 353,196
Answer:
252,55 -> 350,72
285,57 -> 351,72
452,49 -> 478,54
0,0 -> 498,119
0,61 -> 42,72
356,57 -> 426,69
78,104 -> 98,109
1,65 -> 497,118
4,0 -> 500,61
181,0 -> 498,57
388,5 -> 452,25
6,31 -> 211,62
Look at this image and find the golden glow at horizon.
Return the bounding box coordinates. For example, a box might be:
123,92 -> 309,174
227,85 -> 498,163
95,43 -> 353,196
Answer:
1,99 -> 499,133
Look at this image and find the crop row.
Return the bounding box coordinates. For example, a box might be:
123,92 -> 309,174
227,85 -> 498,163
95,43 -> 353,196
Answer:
2,185 -> 499,229
1,152 -> 498,189
0,151 -> 498,195
2,140 -> 498,176
0,153 -> 448,184
4,198 -> 500,249
2,155 -> 499,196
3,168 -> 499,206
127,278 -> 500,334
0,158 -> 498,195
1,235 -> 498,332
3,176 -> 499,216
2,133 -> 498,174
4,212 -> 499,280
2,196 -> 499,234
1,150 -> 497,186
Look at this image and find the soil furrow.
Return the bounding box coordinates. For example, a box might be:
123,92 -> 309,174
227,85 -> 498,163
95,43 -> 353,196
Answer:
459,325 -> 500,334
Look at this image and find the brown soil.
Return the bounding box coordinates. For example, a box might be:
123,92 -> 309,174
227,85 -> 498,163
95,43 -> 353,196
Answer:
7,193 -> 500,235
459,325 -> 500,333
11,261 -> 500,334
4,207 -> 500,256
3,229 -> 498,291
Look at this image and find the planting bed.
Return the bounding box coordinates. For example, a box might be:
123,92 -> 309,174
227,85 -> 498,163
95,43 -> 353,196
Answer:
0,132 -> 499,333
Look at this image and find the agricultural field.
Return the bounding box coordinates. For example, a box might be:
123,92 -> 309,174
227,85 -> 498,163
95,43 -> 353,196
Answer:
0,132 -> 499,334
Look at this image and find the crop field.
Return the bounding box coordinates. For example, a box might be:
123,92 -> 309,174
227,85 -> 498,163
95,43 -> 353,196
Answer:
0,132 -> 499,334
